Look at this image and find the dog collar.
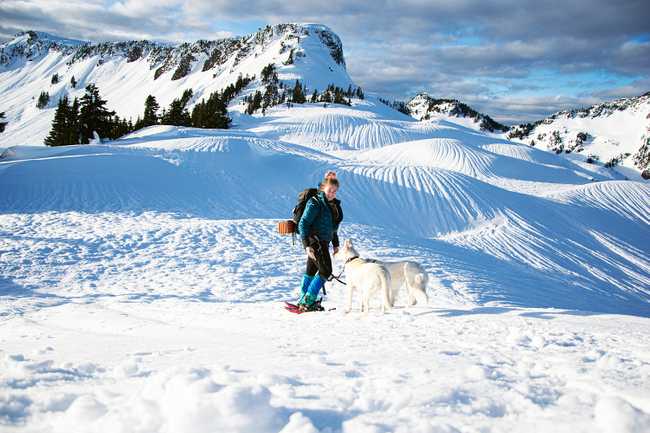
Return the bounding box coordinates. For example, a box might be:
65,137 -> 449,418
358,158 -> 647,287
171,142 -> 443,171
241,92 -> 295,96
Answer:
345,256 -> 360,264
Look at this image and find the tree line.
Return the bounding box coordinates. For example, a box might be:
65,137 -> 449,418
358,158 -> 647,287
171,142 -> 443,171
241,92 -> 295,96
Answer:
45,84 -> 133,146
243,63 -> 364,115
44,74 -> 254,146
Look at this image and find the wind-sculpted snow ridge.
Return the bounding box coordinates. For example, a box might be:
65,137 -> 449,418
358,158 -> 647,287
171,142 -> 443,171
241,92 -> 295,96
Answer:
336,162 -> 650,315
0,131 -> 334,217
348,136 -> 617,196
2,118 -> 650,433
244,100 -> 623,189
2,117 -> 648,316
246,97 -> 440,151
547,180 -> 650,226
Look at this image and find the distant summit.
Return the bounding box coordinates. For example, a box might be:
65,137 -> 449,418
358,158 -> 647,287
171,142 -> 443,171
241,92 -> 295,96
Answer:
406,92 -> 509,133
0,23 -> 355,147
507,92 -> 650,174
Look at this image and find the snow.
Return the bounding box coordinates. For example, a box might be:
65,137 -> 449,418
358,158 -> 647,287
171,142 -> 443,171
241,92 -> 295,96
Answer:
1,24 -> 650,433
505,94 -> 650,175
0,23 -> 354,150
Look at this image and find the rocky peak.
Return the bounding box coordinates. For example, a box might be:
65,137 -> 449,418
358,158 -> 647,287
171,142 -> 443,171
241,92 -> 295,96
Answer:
407,92 -> 509,133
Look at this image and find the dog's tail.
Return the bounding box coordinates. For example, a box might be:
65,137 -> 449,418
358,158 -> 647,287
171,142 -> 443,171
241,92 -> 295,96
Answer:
381,268 -> 392,312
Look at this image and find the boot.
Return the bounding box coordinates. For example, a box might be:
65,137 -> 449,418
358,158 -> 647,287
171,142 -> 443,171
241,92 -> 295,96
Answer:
297,293 -> 324,312
297,275 -> 326,310
298,292 -> 316,310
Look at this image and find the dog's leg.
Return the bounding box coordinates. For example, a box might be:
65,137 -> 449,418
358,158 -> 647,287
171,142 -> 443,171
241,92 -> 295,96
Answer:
345,284 -> 354,313
388,279 -> 396,307
374,270 -> 391,314
383,272 -> 392,313
414,273 -> 429,305
407,284 -> 416,306
362,289 -> 369,314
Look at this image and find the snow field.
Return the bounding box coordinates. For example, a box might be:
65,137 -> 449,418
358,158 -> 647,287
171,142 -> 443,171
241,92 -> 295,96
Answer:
1,69 -> 649,432
2,298 -> 650,432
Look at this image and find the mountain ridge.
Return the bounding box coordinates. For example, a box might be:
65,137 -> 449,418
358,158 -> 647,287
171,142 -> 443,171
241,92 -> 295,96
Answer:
506,92 -> 650,176
0,23 -> 354,148
406,92 -> 509,133
1,24 -> 649,177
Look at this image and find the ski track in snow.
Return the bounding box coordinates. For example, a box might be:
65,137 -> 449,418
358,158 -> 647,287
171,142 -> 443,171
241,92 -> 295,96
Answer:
1,98 -> 650,432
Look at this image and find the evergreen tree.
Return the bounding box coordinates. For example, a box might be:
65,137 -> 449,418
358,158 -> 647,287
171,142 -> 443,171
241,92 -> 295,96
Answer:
67,98 -> 80,144
0,111 -> 7,133
36,91 -> 50,109
320,88 -> 332,103
78,83 -> 116,143
180,88 -> 193,106
191,102 -> 205,127
51,73 -> 59,85
209,93 -> 229,128
292,80 -> 306,104
310,89 -> 319,103
142,95 -> 160,127
333,87 -> 345,104
261,63 -> 277,83
161,99 -> 191,126
161,89 -> 193,126
108,115 -> 132,139
246,90 -> 263,114
70,75 -> 77,88
222,83 -> 236,105
134,116 -> 143,131
262,82 -> 279,109
355,86 -> 364,99
44,96 -> 70,146
221,74 -> 254,104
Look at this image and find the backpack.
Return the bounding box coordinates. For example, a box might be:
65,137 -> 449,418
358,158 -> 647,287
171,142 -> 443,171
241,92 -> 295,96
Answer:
292,188 -> 319,228
278,188 -> 319,237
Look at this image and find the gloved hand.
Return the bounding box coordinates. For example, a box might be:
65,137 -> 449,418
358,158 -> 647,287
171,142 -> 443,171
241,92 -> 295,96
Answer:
305,246 -> 317,261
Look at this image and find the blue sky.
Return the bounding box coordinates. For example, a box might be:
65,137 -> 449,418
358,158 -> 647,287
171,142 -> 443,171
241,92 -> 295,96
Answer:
1,0 -> 648,124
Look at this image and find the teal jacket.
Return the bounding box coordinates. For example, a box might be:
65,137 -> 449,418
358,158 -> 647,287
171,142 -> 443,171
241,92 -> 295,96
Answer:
299,191 -> 341,248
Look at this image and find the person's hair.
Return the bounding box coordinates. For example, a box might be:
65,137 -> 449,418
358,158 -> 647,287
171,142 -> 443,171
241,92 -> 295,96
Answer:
320,177 -> 339,189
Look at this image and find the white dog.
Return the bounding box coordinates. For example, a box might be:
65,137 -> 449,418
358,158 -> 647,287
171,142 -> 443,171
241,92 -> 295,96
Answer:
336,240 -> 429,308
376,261 -> 429,307
335,239 -> 392,313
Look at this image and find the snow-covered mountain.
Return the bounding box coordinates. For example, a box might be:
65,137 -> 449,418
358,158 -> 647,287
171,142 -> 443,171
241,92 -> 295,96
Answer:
402,92 -> 650,179
0,24 -> 353,148
1,24 -> 650,432
506,93 -> 650,178
406,92 -> 509,133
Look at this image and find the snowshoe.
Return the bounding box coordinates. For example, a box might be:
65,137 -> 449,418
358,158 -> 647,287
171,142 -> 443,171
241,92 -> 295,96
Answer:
284,299 -> 325,314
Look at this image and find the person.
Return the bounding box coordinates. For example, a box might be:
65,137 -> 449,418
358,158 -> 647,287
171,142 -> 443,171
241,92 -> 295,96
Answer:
296,175 -> 343,311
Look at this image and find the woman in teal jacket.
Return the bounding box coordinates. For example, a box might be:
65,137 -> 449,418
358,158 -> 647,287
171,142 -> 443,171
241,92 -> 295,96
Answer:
297,176 -> 342,311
